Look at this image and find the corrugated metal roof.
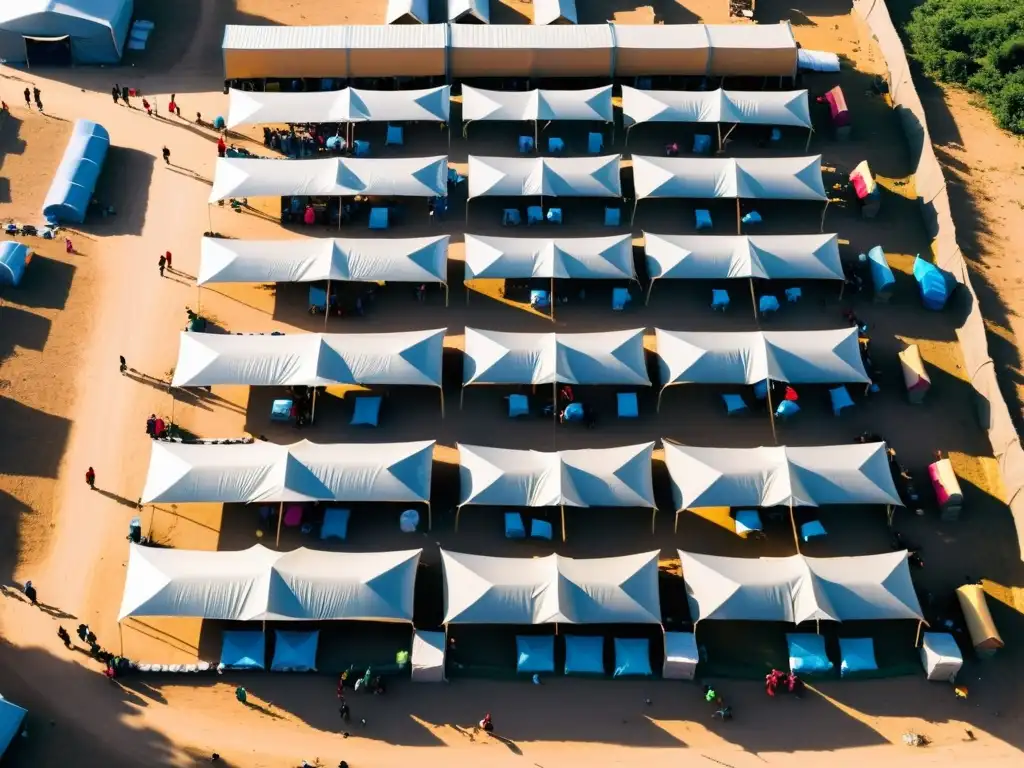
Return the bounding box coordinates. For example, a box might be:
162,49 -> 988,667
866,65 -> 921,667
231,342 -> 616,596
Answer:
450,23 -> 613,49
223,24 -> 447,51
349,23 -> 446,49
613,24 -> 710,50
706,22 -> 796,50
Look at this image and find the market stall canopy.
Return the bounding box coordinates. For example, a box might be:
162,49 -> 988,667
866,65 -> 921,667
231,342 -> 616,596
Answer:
705,23 -> 798,77
622,88 -> 810,129
679,550 -> 922,623
632,155 -> 826,201
198,235 -> 448,285
663,441 -> 902,509
644,233 -> 842,281
458,442 -> 656,508
119,544 -> 421,622
209,156 -> 449,202
464,234 -> 634,280
226,86 -> 450,128
441,549 -> 661,624
534,0 -> 576,24
448,0 -> 489,22
464,327 -> 650,386
140,439 -> 434,504
171,329 -> 445,388
612,24 -> 710,76
462,85 -> 613,123
449,23 -> 614,78
468,155 -> 621,198
655,328 -> 869,386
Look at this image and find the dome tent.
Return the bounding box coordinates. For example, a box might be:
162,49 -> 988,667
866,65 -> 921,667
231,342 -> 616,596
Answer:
0,0 -> 133,65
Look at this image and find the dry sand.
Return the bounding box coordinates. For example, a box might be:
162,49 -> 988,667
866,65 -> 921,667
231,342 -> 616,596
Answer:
0,0 -> 1022,766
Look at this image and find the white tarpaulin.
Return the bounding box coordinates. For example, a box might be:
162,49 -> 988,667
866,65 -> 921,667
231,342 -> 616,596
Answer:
462,85 -> 613,123
663,441 -> 902,510
448,0 -> 489,22
464,234 -> 635,280
198,235 -> 448,285
441,549 -> 661,624
226,86 -> 450,128
644,233 -> 842,283
119,544 -> 421,622
468,155 -> 622,198
171,329 -> 445,388
209,156 -> 448,202
632,155 -> 826,201
534,0 -> 576,24
140,439 -> 434,504
464,327 -> 650,386
387,0 -> 429,24
680,550 -> 923,623
411,630 -> 446,681
458,442 -> 656,508
655,328 -> 869,387
622,88 -> 811,129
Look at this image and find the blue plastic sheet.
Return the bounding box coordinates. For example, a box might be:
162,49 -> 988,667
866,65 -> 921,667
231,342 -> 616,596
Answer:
0,241 -> 30,287
220,631 -> 266,670
516,635 -> 554,673
565,635 -> 604,675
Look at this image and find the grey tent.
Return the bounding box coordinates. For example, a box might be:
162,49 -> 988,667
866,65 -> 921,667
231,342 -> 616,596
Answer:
0,0 -> 133,65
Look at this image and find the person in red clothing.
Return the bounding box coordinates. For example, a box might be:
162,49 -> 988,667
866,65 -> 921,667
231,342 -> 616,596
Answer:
164,251 -> 172,273
85,467 -> 96,489
217,135 -> 227,158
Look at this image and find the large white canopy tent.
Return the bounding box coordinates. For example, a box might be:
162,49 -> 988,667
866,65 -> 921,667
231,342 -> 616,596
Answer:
118,544 -> 421,622
679,550 -> 923,627
225,86 -> 450,129
457,442 -> 656,538
387,0 -> 429,25
441,549 -> 661,624
467,155 -> 622,202
209,156 -> 448,203
461,85 -> 613,141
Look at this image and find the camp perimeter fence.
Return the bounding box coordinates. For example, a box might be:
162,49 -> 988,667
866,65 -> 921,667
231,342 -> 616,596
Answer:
852,0 -> 1024,560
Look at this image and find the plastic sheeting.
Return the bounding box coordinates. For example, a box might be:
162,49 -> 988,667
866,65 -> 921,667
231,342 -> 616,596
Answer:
0,0 -> 133,64
632,155 -> 826,201
271,630 -> 319,671
42,119 -> 110,224
468,155 -> 621,198
462,85 -> 613,123
663,632 -> 698,680
226,86 -> 450,128
0,241 -> 30,287
0,696 -> 26,759
464,234 -> 634,280
220,631 -> 266,669
623,88 -> 811,129
411,630 -> 446,681
919,632 -> 962,681
564,635 -> 604,674
613,638 -> 652,677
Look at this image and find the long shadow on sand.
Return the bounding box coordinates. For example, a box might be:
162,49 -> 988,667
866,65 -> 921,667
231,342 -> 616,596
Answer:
82,147 -> 154,237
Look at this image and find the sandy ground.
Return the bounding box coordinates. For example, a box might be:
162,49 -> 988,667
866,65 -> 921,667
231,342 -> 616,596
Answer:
0,0 -> 1022,766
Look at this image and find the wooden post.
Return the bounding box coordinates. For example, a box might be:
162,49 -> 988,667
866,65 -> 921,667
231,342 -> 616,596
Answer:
914,619 -> 924,647
438,387 -> 445,419
735,198 -> 742,234
311,389 -> 318,425
789,502 -> 801,553
324,279 -> 331,329
560,505 -> 566,542
426,501 -> 432,532
766,381 -> 777,443
749,278 -> 758,320
275,500 -> 284,547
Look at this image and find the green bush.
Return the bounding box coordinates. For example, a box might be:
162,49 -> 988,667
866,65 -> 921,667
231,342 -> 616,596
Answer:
906,0 -> 1024,133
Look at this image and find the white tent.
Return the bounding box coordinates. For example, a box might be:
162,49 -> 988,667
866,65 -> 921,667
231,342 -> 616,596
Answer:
199,235 -> 448,287
679,550 -> 923,624
463,327 -> 650,388
464,234 -> 635,281
663,441 -> 903,513
462,85 -> 613,124
387,0 -> 429,24
118,544 -> 421,622
171,329 -> 445,391
448,0 -> 489,23
441,549 -> 661,624
631,155 -> 826,201
226,86 -> 450,128
140,439 -> 434,506
411,630 -> 446,681
209,156 -> 449,202
534,0 -> 577,24
622,88 -> 811,131
467,155 -> 622,198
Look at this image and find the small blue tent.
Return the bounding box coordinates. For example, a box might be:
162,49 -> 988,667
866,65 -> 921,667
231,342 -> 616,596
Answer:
0,1 -> 133,65
42,120 -> 110,225
0,695 -> 27,758
866,245 -> 894,302
912,256 -> 953,311
270,630 -> 319,672
0,241 -> 31,287
220,631 -> 266,670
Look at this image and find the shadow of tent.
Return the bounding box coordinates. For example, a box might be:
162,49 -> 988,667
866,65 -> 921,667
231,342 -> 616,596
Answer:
0,396 -> 70,478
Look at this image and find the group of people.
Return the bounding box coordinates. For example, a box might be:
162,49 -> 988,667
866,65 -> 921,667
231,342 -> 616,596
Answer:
287,386 -> 316,428
765,668 -> 805,697
702,684 -> 733,720
22,86 -> 43,112
262,124 -> 340,158
145,413 -> 169,439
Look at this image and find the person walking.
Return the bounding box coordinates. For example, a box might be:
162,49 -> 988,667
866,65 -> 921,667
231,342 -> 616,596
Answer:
164,251 -> 173,272
23,88 -> 30,108
77,624 -> 89,642
121,85 -> 130,106
235,686 -> 247,705
217,135 -> 227,158
32,87 -> 41,106
112,84 -> 120,104
23,581 -> 37,605
142,98 -> 152,116
85,466 -> 96,489
339,700 -> 350,723
158,253 -> 166,277
162,146 -> 170,165
120,355 -> 127,374
57,626 -> 71,648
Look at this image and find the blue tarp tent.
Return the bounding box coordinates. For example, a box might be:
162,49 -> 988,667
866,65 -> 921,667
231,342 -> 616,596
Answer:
0,1 -> 133,65
564,635 -> 604,675
220,630 -> 266,670
912,256 -> 953,311
0,696 -> 27,757
42,120 -> 110,225
866,245 -> 894,302
0,241 -> 31,287
515,635 -> 554,674
270,630 -> 319,672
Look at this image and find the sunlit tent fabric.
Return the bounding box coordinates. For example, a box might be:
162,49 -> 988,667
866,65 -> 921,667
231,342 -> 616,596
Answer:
411,630 -> 446,681
644,233 -> 842,282
534,0 -> 576,24
199,235 -> 449,286
679,550 -> 923,623
0,696 -> 26,759
0,0 -> 133,64
209,156 -> 448,202
632,156 -> 826,201
42,119 -> 110,224
441,549 -> 661,624
118,544 -> 421,621
705,23 -> 798,77
463,327 -> 650,386
462,85 -> 613,124
171,329 -> 445,388
448,0 -> 489,23
663,441 -> 902,510
655,328 -> 869,387
613,24 -> 710,76
140,439 -> 434,505
0,241 -> 31,287
622,88 -> 811,129
226,86 -> 450,128
464,234 -> 634,280
386,0 -> 429,24
458,443 -> 656,508
468,155 -> 621,198
449,24 -> 614,78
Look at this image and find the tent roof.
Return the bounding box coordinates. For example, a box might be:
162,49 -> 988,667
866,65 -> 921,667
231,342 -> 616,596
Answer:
226,86 -> 450,128
462,85 -> 613,123
644,233 -> 842,281
463,327 -> 650,386
680,550 -> 922,623
386,0 -> 429,24
171,329 -> 445,388
449,23 -> 613,50
663,441 -> 903,509
468,155 -> 621,198
654,328 -> 869,386
119,544 -> 422,622
458,442 -> 656,508
706,22 -> 797,51
622,88 -> 811,129
613,23 -> 709,50
209,156 -> 448,202
464,234 -> 634,280
448,0 -> 489,22
632,155 -> 826,201
0,696 -> 26,759
0,0 -> 124,25
198,235 -> 449,285
140,439 -> 435,504
534,0 -> 577,24
441,549 -> 661,624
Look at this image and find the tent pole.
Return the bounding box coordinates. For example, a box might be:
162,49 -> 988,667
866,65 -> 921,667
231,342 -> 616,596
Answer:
789,502 -> 800,553
534,120 -> 538,151
439,386 -> 445,419
717,123 -> 722,153
819,200 -> 830,233
427,501 -> 432,532
207,204 -> 213,235
645,279 -> 655,306
816,618 -> 820,635
311,389 -> 317,425
839,280 -> 845,301
459,386 -> 464,410
674,509 -> 679,534
276,501 -> 284,547
465,198 -> 469,226
749,278 -> 758,320
561,505 -> 566,542
657,386 -> 664,414
630,197 -> 639,227
550,277 -> 555,322
805,128 -> 813,153
735,198 -> 741,235
454,505 -> 461,532
553,380 -> 557,426
119,622 -> 124,656
324,279 -> 331,329
338,197 -> 342,231
766,381 -> 777,443
444,282 -> 449,307
914,619 -> 923,647
651,507 -> 656,535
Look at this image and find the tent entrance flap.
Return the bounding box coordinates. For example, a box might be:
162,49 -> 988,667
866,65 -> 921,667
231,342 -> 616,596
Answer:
25,36 -> 72,67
